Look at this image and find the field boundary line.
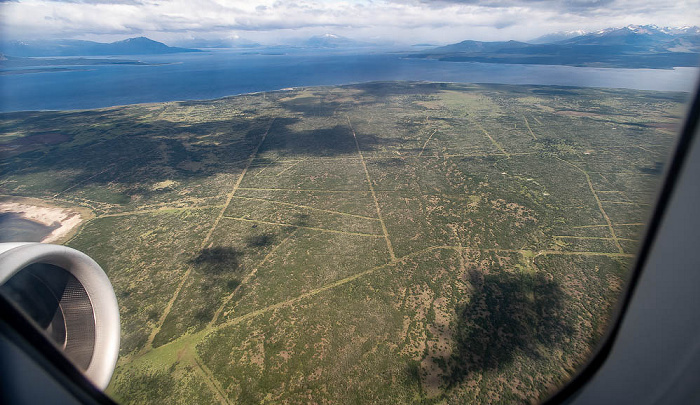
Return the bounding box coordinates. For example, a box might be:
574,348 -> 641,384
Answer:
274,159 -> 305,177
443,152 -> 533,158
418,129 -> 438,157
214,263 -> 388,331
636,145 -> 662,156
98,205 -> 224,218
438,245 -> 635,258
214,246 -> 634,331
52,164 -> 117,198
191,351 -> 231,405
240,187 -> 535,196
202,118 -> 276,248
131,197 -> 219,210
347,116 -> 396,261
131,246 -> 435,367
555,157 -> 624,254
52,196 -> 111,212
591,171 -> 659,176
47,196 -> 101,213
131,244 -> 634,366
145,118 -> 275,351
471,118 -> 510,158
222,216 -> 383,238
209,228 -> 299,326
523,115 -> 537,140
600,145 -> 663,156
254,156 -> 362,162
238,187 -> 368,193
535,250 -> 634,258
212,246 -> 438,332
554,235 -> 636,242
231,195 -> 379,221
251,157 -> 280,178
601,201 -> 646,205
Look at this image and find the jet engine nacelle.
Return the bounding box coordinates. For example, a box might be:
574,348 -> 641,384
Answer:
0,243 -> 119,390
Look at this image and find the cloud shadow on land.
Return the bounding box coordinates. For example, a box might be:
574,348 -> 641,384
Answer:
1,111 -> 284,185
245,232 -> 275,248
1,108 -> 409,198
445,269 -> 573,387
189,246 -> 244,274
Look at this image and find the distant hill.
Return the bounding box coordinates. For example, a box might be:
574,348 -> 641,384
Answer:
303,34 -> 372,48
0,37 -> 200,57
411,25 -> 700,69
429,40 -> 531,54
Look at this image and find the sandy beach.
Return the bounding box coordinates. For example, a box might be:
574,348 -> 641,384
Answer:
0,201 -> 84,243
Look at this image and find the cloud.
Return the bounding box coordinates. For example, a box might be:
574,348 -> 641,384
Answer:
40,0 -> 145,3
408,0 -> 683,15
0,0 -> 696,44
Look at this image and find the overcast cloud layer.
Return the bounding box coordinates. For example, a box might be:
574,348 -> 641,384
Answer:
1,0 -> 697,45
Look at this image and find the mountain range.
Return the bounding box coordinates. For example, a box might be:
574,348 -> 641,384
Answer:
2,26 -> 698,69
0,37 -> 199,57
411,25 -> 700,69
0,33 -> 377,58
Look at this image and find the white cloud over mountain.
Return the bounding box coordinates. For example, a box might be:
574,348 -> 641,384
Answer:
1,0 -> 696,44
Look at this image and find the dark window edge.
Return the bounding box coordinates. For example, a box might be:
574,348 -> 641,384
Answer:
0,293 -> 118,405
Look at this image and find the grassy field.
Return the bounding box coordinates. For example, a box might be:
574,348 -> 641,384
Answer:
0,82 -> 686,404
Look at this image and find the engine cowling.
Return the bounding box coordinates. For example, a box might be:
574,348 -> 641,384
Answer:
0,243 -> 119,390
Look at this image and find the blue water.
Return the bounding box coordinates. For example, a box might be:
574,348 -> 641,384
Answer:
1,50 -> 698,112
0,213 -> 57,242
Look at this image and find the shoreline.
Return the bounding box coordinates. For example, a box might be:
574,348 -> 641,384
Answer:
0,197 -> 93,244
0,77 -> 694,115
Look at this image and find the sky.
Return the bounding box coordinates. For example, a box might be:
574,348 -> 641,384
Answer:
0,0 -> 698,45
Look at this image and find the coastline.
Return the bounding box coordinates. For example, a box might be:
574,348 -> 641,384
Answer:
0,196 -> 94,244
